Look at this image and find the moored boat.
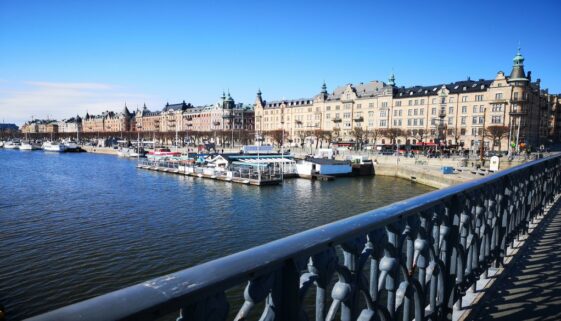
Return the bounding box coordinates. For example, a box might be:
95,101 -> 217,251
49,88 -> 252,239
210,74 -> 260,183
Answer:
20,142 -> 41,150
117,147 -> 143,158
146,148 -> 181,160
63,141 -> 81,152
42,141 -> 67,152
4,141 -> 20,149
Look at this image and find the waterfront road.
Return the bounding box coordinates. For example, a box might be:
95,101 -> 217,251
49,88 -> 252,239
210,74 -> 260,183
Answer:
467,201 -> 561,321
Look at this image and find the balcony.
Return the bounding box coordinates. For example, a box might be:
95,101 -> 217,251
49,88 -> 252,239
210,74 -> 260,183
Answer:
353,116 -> 364,122
510,106 -> 528,116
332,117 -> 342,123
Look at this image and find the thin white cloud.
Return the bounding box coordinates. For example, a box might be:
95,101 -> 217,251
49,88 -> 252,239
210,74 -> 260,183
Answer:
0,80 -> 159,125
24,81 -> 115,91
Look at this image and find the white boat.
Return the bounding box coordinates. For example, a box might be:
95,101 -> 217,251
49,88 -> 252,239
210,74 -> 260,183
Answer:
117,147 -> 141,158
20,142 -> 41,150
4,141 -> 20,149
63,141 -> 80,152
0,141 -> 4,148
42,141 -> 67,152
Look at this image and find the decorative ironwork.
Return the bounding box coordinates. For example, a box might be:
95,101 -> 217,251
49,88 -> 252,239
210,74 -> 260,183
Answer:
26,155 -> 561,321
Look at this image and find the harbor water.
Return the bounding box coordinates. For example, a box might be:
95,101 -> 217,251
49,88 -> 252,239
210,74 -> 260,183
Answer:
0,149 -> 434,320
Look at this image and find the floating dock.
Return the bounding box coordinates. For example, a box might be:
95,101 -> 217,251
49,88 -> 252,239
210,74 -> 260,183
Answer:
136,161 -> 282,186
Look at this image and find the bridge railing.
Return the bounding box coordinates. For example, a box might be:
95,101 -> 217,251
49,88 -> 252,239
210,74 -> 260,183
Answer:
27,155 -> 561,321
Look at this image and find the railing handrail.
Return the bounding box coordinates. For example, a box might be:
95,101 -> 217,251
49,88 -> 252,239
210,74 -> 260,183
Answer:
27,153 -> 561,321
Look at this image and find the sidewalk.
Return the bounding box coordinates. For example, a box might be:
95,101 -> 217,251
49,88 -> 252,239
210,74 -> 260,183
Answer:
466,201 -> 561,321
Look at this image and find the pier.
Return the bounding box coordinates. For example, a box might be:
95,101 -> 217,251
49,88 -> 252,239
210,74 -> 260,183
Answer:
23,152 -> 561,321
136,159 -> 283,186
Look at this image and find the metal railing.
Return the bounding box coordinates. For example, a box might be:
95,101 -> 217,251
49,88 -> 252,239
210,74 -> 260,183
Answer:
27,154 -> 561,321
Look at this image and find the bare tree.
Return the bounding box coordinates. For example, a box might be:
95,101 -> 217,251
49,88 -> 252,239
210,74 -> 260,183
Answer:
382,128 -> 403,145
313,129 -> 324,149
367,128 -> 382,146
322,130 -> 333,147
486,125 -> 509,151
265,129 -> 286,147
350,127 -> 367,150
332,128 -> 341,143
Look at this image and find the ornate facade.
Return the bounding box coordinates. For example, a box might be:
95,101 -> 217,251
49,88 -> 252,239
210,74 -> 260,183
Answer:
255,50 -> 555,152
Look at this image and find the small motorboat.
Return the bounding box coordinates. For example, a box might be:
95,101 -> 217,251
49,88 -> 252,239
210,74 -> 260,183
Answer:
20,142 -> 41,150
42,141 -> 67,152
3,141 -> 20,149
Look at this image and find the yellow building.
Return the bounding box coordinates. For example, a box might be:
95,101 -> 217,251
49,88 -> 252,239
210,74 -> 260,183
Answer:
255,50 -> 549,152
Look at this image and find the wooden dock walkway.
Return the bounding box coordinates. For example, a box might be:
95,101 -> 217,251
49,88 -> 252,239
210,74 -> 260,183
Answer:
465,201 -> 561,321
136,163 -> 282,186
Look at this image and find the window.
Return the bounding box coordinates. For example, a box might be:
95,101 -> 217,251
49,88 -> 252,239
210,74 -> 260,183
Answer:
495,93 -> 503,100
461,106 -> 467,113
379,120 -> 387,126
432,108 -> 436,115
326,106 -> 331,111
393,110 -> 397,116
472,116 -> 478,124
419,109 -> 424,115
491,115 -> 502,124
475,95 -> 484,101
492,104 -> 503,112
461,116 -> 466,125
399,110 -> 403,116
368,103 -> 374,108
344,103 -> 352,110
336,105 -> 340,110
449,106 -> 454,114
460,128 -> 466,135
396,101 -> 402,107
380,110 -> 387,117
381,102 -> 388,108
407,119 -> 412,126
432,98 -> 437,104
513,92 -> 519,100
308,108 -> 312,112
420,99 -> 425,105
414,109 -> 418,116
419,119 -> 424,126
448,117 -> 453,125
356,104 -> 362,109
368,111 -> 374,117
413,119 -> 418,126
473,105 -> 478,113
479,116 -> 484,124
431,118 -> 436,125
449,97 -> 455,103
462,96 -> 468,102
343,112 -> 351,119
326,113 -> 331,119
408,109 -> 412,116
414,99 -> 418,105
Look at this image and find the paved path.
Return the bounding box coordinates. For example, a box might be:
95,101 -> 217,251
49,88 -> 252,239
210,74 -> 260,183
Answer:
467,201 -> 561,321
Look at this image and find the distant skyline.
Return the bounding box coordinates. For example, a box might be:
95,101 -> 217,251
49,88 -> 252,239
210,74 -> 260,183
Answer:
1,0 -> 560,125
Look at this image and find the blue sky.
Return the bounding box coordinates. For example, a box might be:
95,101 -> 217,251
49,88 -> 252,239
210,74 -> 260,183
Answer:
1,0 -> 560,125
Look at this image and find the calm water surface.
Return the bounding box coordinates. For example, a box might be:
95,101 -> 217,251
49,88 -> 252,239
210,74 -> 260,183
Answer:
0,149 -> 434,320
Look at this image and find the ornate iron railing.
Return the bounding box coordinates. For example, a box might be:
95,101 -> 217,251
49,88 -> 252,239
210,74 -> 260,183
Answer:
26,155 -> 561,321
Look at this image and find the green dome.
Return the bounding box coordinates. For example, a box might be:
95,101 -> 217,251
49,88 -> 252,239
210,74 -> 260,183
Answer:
513,48 -> 524,65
